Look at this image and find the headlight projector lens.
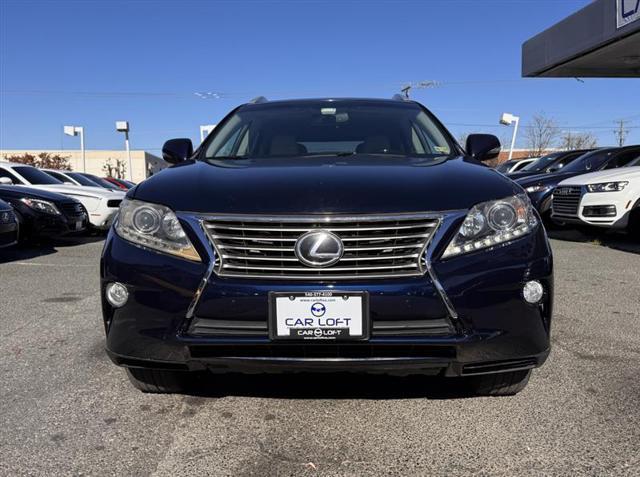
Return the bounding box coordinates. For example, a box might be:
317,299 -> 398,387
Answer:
132,206 -> 161,234
523,280 -> 544,304
106,282 -> 129,308
487,203 -> 517,231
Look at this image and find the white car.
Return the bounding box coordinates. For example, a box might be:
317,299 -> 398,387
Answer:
552,156 -> 640,233
0,162 -> 125,230
495,157 -> 538,174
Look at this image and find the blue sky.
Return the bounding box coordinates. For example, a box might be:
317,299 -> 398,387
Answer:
1,0 -> 638,153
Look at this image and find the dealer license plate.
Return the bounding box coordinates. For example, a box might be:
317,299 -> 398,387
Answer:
269,291 -> 369,341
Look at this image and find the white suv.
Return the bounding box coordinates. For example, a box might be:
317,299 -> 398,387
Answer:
0,162 -> 125,230
552,154 -> 640,234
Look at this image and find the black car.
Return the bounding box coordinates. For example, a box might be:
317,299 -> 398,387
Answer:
507,150 -> 593,180
0,198 -> 19,248
0,185 -> 89,240
517,146 -> 640,218
101,97 -> 553,396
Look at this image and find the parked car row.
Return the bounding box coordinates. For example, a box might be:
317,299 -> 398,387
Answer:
0,161 -> 136,245
500,146 -> 640,235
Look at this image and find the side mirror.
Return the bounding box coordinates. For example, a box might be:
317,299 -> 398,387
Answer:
0,177 -> 13,185
162,138 -> 194,164
465,134 -> 501,162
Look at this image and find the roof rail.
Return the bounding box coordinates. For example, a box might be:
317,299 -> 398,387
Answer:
249,96 -> 268,104
391,94 -> 410,101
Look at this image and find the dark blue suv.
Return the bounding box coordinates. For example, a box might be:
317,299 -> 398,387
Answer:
101,98 -> 553,396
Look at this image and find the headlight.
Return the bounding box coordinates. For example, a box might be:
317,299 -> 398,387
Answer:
586,182 -> 628,193
115,199 -> 201,262
442,194 -> 537,259
20,198 -> 61,215
525,184 -> 550,193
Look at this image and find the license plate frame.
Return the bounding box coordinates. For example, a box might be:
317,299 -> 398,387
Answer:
268,291 -> 370,341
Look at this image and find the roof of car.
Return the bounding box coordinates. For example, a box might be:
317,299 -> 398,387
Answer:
239,97 -> 421,110
0,161 -> 31,167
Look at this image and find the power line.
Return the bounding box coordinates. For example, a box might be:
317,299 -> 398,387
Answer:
613,119 -> 630,147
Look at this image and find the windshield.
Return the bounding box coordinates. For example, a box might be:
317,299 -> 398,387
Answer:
562,150 -> 614,173
496,161 -> 513,173
82,173 -> 121,190
627,156 -> 640,167
521,154 -> 561,172
67,172 -> 102,187
204,102 -> 455,161
13,166 -> 63,185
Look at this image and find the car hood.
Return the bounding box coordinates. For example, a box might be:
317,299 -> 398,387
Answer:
516,171 -> 579,188
0,184 -> 75,202
35,184 -> 125,199
132,156 -> 522,214
558,166 -> 640,186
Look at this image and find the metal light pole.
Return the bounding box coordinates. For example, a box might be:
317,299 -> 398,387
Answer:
499,113 -> 520,161
200,124 -> 217,143
63,125 -> 85,172
115,121 -> 133,181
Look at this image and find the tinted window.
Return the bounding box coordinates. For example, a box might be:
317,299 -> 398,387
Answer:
552,152 -> 583,170
562,150 -> 615,173
81,173 -> 121,190
496,162 -> 513,173
521,154 -> 561,172
602,149 -> 640,170
0,168 -> 22,184
67,172 -> 102,187
44,170 -> 71,183
13,166 -> 62,185
205,102 -> 454,160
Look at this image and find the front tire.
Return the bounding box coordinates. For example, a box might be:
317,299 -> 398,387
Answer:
469,370 -> 532,396
126,368 -> 189,394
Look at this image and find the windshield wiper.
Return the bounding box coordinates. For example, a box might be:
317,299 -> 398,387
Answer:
206,155 -> 247,160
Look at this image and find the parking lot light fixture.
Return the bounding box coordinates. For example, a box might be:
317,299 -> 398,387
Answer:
115,121 -> 133,181
199,124 -> 217,143
499,113 -> 520,161
64,125 -> 85,172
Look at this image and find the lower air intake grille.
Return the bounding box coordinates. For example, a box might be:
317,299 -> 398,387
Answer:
203,214 -> 439,280
552,186 -> 582,217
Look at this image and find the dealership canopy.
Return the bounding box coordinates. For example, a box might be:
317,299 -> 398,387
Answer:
522,0 -> 640,78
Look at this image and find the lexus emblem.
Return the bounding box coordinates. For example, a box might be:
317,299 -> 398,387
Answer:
294,230 -> 344,268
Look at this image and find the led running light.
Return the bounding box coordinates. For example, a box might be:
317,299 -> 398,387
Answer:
442,194 -> 537,258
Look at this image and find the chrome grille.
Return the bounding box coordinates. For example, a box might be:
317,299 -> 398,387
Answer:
203,214 -> 439,280
552,186 -> 582,217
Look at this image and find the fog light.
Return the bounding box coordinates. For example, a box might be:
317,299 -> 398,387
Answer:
523,280 -> 544,304
106,282 -> 128,308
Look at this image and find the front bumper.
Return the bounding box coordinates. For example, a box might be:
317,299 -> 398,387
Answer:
0,220 -> 19,247
551,190 -> 635,229
101,214 -> 554,377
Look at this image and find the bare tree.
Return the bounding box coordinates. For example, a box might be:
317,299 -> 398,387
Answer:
5,152 -> 70,169
524,113 -> 560,157
102,158 -> 127,179
558,131 -> 598,150
457,132 -> 471,148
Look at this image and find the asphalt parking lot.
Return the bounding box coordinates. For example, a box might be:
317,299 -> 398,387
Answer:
1,232 -> 639,476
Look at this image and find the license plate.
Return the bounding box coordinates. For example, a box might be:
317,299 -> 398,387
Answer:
269,291 -> 369,341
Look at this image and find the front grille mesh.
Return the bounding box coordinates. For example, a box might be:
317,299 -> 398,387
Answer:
203,215 -> 439,280
552,186 -> 582,217
60,202 -> 85,217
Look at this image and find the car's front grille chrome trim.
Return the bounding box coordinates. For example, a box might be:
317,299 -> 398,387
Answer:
201,213 -> 441,280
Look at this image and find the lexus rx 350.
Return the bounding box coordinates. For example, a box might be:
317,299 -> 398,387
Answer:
101,97 -> 553,396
